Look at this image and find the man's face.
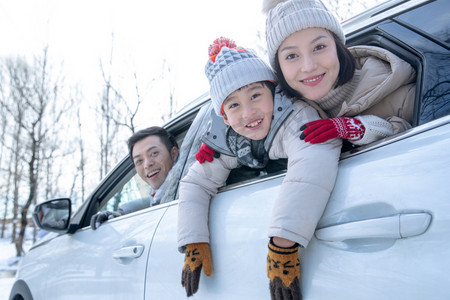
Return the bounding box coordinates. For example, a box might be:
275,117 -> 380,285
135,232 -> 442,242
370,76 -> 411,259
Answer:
132,135 -> 178,190
222,82 -> 274,141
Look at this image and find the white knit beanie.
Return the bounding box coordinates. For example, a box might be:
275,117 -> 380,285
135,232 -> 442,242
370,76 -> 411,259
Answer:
264,0 -> 345,68
205,37 -> 276,116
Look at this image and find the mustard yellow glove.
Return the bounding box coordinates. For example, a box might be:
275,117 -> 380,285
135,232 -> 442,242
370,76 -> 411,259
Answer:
267,239 -> 301,300
181,243 -> 212,297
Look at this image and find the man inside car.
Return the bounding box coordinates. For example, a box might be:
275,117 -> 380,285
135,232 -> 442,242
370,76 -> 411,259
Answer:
90,126 -> 179,229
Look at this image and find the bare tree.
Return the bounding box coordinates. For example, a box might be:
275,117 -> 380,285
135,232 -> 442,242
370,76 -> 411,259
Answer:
1,48 -> 70,256
96,32 -> 160,180
323,0 -> 375,21
0,100 -> 12,238
97,35 -> 122,178
105,71 -> 159,134
72,105 -> 86,204
161,59 -> 177,123
0,157 -> 13,238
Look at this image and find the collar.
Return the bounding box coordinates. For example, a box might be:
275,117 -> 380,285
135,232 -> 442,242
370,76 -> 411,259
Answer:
314,69 -> 361,117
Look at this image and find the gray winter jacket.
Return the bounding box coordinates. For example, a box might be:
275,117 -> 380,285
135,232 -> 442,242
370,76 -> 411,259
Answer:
177,92 -> 341,249
307,45 -> 416,145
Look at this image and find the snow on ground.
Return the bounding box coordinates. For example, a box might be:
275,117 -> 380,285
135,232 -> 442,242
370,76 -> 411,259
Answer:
0,237 -> 19,299
0,225 -> 34,299
0,275 -> 15,299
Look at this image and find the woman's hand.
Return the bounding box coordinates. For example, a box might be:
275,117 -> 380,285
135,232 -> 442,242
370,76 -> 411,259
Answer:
300,117 -> 365,143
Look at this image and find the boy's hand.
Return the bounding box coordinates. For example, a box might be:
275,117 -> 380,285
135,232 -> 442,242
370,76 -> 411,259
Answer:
300,117 -> 365,144
181,243 -> 212,297
267,239 -> 301,300
195,143 -> 217,163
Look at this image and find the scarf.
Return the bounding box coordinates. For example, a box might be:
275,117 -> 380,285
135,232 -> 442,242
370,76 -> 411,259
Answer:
314,69 -> 361,117
226,128 -> 269,168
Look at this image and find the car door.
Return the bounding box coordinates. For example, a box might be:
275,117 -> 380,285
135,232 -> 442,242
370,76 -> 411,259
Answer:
302,1 -> 450,298
35,162 -> 168,300
302,117 -> 450,299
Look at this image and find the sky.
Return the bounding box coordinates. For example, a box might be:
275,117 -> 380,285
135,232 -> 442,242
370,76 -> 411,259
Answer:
0,0 -> 383,128
0,0 -> 268,128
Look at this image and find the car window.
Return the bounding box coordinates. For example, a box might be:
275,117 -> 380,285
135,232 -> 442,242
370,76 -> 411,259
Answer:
99,169 -> 152,212
395,0 -> 449,47
88,115 -> 198,216
161,102 -> 213,203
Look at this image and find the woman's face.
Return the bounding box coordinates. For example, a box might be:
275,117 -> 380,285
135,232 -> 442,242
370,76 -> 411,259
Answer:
278,27 -> 340,101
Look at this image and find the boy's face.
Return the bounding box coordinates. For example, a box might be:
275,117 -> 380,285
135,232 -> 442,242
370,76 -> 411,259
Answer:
222,82 -> 274,141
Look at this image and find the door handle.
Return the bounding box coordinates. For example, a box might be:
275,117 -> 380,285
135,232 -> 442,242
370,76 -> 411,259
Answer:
113,245 -> 145,259
315,213 -> 431,242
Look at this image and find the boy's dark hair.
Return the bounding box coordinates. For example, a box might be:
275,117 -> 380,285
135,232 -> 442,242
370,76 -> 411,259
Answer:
264,80 -> 276,97
127,126 -> 178,160
273,31 -> 355,100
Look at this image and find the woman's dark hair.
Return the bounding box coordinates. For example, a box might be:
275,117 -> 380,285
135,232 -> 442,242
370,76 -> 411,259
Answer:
274,31 -> 355,100
127,126 -> 178,159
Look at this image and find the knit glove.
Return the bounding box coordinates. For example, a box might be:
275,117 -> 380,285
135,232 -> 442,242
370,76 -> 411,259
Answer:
195,143 -> 219,164
267,239 -> 301,300
90,211 -> 122,230
300,117 -> 365,144
181,243 -> 213,297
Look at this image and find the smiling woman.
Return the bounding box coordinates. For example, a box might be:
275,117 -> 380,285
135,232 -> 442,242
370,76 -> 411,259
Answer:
277,28 -> 341,101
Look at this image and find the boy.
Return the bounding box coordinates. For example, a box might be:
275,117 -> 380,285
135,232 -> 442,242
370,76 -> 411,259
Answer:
177,37 -> 341,299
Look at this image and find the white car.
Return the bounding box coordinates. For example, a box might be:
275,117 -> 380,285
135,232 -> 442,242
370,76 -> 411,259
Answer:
10,0 -> 450,299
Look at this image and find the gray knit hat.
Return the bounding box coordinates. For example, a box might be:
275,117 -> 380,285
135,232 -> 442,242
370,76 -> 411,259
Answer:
264,0 -> 345,68
205,37 -> 276,116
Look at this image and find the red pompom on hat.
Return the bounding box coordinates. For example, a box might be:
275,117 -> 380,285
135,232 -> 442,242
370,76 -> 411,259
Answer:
208,37 -> 237,62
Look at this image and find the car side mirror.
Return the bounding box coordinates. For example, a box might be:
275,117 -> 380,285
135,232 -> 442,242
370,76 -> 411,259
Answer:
32,198 -> 71,233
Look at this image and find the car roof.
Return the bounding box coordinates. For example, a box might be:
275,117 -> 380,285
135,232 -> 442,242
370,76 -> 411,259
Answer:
342,0 -> 430,35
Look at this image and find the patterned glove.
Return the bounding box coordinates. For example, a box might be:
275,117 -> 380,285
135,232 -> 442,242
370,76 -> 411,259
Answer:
90,211 -> 122,230
267,239 -> 301,300
195,143 -> 218,164
300,117 -> 366,144
181,243 -> 213,297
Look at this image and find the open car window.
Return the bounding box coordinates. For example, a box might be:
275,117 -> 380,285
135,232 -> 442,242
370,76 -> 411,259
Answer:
98,169 -> 152,213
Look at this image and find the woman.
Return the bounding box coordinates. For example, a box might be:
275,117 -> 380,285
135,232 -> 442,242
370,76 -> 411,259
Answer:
264,0 -> 416,145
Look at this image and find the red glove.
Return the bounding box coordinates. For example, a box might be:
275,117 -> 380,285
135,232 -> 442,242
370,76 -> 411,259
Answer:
195,143 -> 216,164
300,117 -> 366,144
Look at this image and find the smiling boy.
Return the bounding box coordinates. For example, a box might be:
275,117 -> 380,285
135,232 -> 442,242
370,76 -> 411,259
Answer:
177,37 -> 341,298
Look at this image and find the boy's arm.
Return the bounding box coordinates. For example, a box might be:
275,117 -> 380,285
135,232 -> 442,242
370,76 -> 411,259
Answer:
269,102 -> 342,248
177,154 -> 237,250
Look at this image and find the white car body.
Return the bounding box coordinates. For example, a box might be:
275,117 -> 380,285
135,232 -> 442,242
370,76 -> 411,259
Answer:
10,0 -> 450,299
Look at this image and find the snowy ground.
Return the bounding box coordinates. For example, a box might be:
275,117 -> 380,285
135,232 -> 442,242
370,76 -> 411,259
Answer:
0,238 -> 20,299
0,225 -> 34,299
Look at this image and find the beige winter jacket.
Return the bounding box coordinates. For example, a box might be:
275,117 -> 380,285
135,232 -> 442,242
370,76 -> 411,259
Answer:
310,45 -> 416,145
177,100 -> 341,249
